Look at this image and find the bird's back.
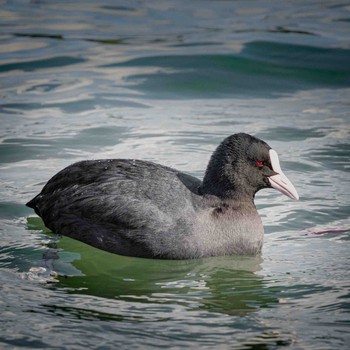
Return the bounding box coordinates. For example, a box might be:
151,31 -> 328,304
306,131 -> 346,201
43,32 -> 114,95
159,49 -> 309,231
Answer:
27,159 -> 202,258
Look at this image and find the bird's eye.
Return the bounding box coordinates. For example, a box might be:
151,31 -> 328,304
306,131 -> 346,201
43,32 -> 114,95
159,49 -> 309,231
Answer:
256,161 -> 263,167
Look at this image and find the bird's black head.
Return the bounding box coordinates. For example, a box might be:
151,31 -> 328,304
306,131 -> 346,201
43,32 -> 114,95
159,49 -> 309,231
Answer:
199,133 -> 299,201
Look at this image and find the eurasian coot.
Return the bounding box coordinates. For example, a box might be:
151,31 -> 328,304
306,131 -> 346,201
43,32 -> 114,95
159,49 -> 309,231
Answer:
27,133 -> 299,259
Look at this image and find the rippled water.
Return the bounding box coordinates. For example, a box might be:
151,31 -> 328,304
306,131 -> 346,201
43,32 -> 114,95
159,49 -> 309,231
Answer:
1,1 -> 350,349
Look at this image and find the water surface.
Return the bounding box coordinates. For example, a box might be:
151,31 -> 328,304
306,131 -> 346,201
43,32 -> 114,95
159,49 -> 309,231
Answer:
1,1 -> 350,349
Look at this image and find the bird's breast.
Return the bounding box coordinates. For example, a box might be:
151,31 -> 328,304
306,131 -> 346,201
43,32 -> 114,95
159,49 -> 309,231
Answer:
187,207 -> 264,257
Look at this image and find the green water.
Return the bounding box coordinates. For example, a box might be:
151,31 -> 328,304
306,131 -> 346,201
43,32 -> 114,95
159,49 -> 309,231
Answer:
1,0 -> 350,349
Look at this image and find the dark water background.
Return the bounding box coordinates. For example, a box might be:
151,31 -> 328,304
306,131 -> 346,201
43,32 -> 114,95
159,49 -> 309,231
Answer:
1,1 -> 350,349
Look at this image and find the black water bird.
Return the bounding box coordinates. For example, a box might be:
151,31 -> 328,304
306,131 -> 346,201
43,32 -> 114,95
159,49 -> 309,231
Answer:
27,133 -> 299,259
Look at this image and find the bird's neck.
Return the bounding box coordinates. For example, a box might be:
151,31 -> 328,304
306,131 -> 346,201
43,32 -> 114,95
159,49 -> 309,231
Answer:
199,173 -> 256,203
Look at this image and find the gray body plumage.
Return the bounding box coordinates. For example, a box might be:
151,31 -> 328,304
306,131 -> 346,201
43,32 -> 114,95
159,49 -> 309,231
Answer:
27,158 -> 264,259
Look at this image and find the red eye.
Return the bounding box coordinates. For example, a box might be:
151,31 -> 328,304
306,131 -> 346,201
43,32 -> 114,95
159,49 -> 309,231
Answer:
256,161 -> 263,167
